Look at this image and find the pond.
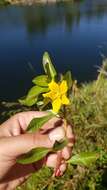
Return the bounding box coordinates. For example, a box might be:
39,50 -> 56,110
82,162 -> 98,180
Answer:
0,0 -> 107,101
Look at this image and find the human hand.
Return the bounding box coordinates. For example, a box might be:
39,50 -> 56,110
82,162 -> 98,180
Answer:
0,111 -> 74,190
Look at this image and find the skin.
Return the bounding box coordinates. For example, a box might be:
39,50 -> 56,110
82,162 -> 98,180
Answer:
0,111 -> 74,190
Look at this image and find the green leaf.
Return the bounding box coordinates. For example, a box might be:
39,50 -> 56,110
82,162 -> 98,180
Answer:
64,71 -> 72,90
27,86 -> 49,99
17,147 -> 50,164
17,139 -> 68,165
19,86 -> 49,107
32,75 -> 49,87
19,97 -> 37,107
53,139 -> 68,152
67,152 -> 99,167
17,134 -> 68,165
27,113 -> 55,132
43,52 -> 57,80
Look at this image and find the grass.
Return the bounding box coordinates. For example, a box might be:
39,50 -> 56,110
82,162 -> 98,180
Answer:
1,59 -> 107,190
0,0 -> 9,5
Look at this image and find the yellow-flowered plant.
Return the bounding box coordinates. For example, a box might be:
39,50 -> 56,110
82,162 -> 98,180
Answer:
18,52 -> 100,173
18,52 -> 73,166
43,80 -> 70,113
19,52 -> 72,114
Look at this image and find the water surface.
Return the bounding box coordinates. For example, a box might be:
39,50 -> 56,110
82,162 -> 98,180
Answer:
0,0 -> 107,100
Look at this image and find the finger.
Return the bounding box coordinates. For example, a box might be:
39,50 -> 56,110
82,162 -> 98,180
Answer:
54,162 -> 67,177
61,125 -> 74,160
66,124 -> 74,138
0,132 -> 53,157
46,153 -> 65,176
46,153 -> 58,168
58,163 -> 67,176
40,117 -> 62,133
62,146 -> 72,160
54,151 -> 62,175
48,126 -> 65,143
66,125 -> 75,147
17,111 -> 48,131
46,151 -> 67,176
0,118 -> 20,137
0,111 -> 48,137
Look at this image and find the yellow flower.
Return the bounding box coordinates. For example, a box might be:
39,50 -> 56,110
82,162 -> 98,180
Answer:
43,80 -> 70,113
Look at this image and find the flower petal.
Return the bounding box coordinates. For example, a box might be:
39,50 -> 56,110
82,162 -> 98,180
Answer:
43,91 -> 55,100
48,80 -> 59,92
61,95 -> 70,105
52,98 -> 62,113
60,80 -> 68,94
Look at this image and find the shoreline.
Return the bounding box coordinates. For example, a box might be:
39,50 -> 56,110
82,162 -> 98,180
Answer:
5,0 -> 73,5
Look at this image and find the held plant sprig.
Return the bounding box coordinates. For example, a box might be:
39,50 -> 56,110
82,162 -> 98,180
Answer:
18,52 -> 100,175
19,52 -> 72,115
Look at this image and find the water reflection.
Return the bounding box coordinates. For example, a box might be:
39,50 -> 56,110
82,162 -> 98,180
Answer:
19,1 -> 107,34
0,0 -> 107,35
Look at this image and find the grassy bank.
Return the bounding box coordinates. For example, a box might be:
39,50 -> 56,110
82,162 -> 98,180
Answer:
0,59 -> 107,190
0,0 -> 9,5
0,0 -> 83,5
2,0 -> 72,5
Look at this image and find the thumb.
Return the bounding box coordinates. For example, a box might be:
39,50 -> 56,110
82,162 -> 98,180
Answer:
0,132 -> 53,157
